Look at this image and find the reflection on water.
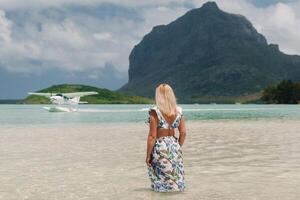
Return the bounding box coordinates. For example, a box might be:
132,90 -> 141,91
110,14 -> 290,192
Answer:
1,120 -> 300,199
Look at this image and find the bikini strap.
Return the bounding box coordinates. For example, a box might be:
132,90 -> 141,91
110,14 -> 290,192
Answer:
148,106 -> 161,120
171,106 -> 183,128
148,106 -> 169,128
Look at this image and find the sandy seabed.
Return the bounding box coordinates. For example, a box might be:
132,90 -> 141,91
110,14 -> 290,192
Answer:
1,119 -> 300,200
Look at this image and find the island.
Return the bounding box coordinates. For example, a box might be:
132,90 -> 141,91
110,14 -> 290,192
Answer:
22,84 -> 153,104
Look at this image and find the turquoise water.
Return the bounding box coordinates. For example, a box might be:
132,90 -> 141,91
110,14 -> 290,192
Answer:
1,105 -> 300,199
1,104 -> 300,125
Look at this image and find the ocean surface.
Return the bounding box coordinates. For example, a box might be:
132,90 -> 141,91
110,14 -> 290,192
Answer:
1,104 -> 300,125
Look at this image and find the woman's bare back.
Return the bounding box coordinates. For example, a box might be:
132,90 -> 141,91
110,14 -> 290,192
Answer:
155,112 -> 177,138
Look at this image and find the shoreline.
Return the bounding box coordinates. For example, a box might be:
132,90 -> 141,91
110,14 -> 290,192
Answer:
1,117 -> 300,128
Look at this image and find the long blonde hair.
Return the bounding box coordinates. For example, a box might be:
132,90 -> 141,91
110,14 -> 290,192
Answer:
155,83 -> 177,116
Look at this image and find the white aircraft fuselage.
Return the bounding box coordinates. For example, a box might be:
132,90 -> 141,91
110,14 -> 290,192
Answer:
49,94 -> 80,105
28,91 -> 98,112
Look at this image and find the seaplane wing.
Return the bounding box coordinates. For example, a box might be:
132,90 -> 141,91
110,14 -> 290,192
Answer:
27,91 -> 98,110
63,91 -> 98,98
28,92 -> 52,97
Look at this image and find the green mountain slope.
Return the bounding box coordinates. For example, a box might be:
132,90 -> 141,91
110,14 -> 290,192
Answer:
23,84 -> 153,104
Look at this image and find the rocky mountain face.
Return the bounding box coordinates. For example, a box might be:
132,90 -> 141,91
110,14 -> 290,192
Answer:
119,1 -> 300,103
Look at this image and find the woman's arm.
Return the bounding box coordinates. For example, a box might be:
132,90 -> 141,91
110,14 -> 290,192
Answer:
178,117 -> 186,147
146,111 -> 157,166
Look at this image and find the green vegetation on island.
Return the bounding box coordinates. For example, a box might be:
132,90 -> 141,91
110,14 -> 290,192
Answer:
23,84 -> 153,104
261,80 -> 300,104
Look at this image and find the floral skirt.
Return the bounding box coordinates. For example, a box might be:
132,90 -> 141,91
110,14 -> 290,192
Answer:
148,136 -> 185,192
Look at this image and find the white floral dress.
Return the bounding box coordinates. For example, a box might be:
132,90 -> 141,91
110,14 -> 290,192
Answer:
147,106 -> 186,192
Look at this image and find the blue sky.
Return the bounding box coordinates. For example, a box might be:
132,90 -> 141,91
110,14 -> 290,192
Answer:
0,0 -> 299,98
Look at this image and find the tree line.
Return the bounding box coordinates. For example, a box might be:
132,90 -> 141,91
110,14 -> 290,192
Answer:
261,80 -> 300,104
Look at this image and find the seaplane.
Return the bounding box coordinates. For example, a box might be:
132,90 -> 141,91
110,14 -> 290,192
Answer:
28,91 -> 98,112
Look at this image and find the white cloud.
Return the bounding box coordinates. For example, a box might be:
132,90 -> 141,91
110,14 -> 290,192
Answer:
0,0 -> 190,10
0,7 -> 135,73
93,32 -> 116,43
0,0 -> 299,80
41,19 -> 87,49
0,1 -> 193,75
0,10 -> 12,43
211,0 -> 300,55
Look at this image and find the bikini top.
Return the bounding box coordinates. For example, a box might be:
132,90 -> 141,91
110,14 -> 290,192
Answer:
147,106 -> 183,129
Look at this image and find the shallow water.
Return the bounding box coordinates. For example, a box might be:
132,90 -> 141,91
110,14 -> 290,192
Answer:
1,120 -> 300,199
1,104 -> 300,125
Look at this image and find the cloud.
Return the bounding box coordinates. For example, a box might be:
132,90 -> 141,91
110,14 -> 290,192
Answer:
0,65 -> 127,98
0,0 -> 191,10
0,0 -> 300,98
0,4 -> 136,74
247,0 -> 298,7
1,0 -> 298,74
93,32 -> 116,43
0,1 -> 192,76
0,10 -> 11,42
210,0 -> 300,55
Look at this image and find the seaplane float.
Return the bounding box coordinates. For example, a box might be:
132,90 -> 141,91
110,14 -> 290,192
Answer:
28,91 -> 98,112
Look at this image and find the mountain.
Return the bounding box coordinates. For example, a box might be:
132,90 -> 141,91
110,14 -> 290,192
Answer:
119,1 -> 300,103
23,84 -> 153,104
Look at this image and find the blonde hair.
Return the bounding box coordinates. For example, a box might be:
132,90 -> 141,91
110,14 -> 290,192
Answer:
155,83 -> 177,116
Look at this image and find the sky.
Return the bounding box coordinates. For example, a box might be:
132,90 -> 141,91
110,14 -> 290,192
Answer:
0,0 -> 299,99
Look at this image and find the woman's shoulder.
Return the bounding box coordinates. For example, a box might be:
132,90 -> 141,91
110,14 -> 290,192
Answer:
147,106 -> 159,124
148,105 -> 158,113
148,106 -> 159,117
176,106 -> 183,115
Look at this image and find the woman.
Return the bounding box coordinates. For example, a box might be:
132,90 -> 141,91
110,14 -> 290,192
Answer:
146,83 -> 186,192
